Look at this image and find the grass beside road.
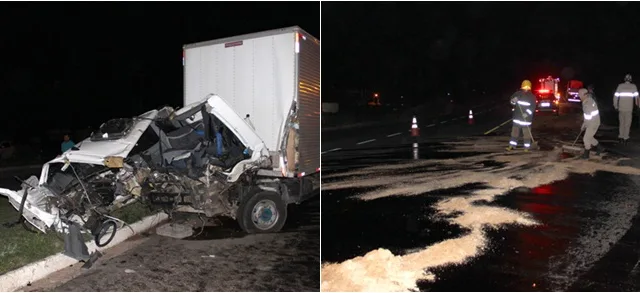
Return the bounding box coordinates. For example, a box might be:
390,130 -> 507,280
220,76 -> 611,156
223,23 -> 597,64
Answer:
0,197 -> 157,275
0,197 -> 64,276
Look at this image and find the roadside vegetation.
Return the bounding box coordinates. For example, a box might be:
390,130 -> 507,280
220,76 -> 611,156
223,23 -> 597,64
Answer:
0,198 -> 156,275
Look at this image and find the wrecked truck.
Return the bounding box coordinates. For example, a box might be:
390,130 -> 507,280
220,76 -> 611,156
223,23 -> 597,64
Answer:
1,93 -> 318,247
0,26 -> 319,247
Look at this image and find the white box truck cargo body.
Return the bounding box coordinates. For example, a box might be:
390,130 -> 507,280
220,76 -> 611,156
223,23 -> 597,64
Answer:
183,26 -> 320,178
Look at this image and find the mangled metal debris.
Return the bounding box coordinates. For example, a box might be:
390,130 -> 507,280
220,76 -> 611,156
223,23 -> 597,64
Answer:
0,94 -> 319,254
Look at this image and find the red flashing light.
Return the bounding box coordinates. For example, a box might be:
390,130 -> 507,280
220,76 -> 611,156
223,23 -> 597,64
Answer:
538,89 -> 550,93
532,185 -> 553,195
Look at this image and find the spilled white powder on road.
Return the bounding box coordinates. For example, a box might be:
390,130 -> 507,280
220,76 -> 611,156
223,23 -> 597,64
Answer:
321,140 -> 640,292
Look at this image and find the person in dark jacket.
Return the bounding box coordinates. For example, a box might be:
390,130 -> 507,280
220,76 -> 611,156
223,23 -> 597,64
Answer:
506,80 -> 537,151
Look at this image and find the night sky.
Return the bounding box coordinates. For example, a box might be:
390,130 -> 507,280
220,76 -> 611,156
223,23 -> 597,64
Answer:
323,2 -> 640,101
0,1 -> 319,142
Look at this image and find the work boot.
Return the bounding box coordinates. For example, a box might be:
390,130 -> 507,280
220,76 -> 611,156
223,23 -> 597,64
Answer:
619,138 -> 624,144
624,139 -> 629,146
595,144 -> 605,156
506,146 -> 514,151
524,148 -> 530,152
581,149 -> 590,159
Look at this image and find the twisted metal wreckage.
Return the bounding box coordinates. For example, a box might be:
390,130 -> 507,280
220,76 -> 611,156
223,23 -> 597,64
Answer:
0,94 -> 317,262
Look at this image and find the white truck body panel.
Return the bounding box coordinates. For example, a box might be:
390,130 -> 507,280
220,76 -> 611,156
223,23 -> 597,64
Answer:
183,26 -> 320,176
184,29 -> 295,156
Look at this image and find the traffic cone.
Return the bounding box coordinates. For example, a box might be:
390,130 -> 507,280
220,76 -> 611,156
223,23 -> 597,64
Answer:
468,110 -> 474,125
411,116 -> 420,137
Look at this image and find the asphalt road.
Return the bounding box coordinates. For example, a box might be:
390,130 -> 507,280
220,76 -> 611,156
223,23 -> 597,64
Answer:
321,101 -> 501,155
321,102 -> 640,291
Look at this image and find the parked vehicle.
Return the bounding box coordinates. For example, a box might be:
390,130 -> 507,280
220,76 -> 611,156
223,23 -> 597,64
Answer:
535,91 -> 560,115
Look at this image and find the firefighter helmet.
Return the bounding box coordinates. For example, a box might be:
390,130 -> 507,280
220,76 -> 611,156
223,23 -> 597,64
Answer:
578,88 -> 588,97
625,74 -> 632,82
521,80 -> 532,90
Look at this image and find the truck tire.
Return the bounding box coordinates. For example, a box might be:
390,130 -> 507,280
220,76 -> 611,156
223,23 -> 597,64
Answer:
94,220 -> 117,247
237,191 -> 287,234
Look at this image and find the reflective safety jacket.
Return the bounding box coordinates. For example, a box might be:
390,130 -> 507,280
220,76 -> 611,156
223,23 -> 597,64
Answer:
582,93 -> 600,125
613,82 -> 639,111
510,90 -> 536,126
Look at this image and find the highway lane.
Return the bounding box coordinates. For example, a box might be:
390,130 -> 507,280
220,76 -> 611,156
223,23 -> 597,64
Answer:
320,104 -> 640,292
322,102 -> 511,156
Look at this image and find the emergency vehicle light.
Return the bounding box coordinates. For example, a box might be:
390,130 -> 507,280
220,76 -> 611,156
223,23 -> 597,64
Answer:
538,89 -> 550,93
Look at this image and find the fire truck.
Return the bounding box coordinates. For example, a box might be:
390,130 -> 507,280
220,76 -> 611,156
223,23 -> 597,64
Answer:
537,76 -> 561,100
565,80 -> 584,103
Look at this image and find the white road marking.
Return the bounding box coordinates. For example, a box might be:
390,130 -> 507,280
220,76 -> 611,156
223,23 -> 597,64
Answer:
440,121 -> 447,124
356,139 -> 376,145
426,124 -> 436,127
321,148 -> 342,154
387,132 -> 402,137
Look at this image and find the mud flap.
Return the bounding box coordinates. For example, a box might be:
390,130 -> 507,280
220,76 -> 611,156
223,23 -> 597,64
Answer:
63,222 -> 90,261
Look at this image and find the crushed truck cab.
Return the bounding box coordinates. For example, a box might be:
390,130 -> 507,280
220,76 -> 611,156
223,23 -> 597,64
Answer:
0,26 -> 319,241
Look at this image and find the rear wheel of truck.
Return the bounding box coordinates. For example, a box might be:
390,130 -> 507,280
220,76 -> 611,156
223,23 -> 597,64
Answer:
237,191 -> 287,234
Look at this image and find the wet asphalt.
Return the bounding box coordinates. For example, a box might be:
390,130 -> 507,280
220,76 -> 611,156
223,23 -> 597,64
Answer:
321,102 -> 503,154
322,103 -> 640,291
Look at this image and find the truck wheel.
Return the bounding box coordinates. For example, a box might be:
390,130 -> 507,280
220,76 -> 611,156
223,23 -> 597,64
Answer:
94,220 -> 117,247
237,191 -> 287,234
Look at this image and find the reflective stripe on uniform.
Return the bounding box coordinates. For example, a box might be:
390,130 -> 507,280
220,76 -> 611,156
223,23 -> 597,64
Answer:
584,110 -> 599,120
524,143 -> 531,148
526,109 -> 533,115
510,141 -> 517,146
517,101 -> 531,106
513,119 -> 532,126
614,92 -> 639,97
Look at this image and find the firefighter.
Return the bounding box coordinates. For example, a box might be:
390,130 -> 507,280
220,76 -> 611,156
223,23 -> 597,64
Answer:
579,88 -> 604,159
613,74 -> 639,144
507,80 -> 537,151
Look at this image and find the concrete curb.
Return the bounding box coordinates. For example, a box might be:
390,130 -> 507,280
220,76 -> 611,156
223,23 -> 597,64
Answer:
0,212 -> 168,292
0,164 -> 42,173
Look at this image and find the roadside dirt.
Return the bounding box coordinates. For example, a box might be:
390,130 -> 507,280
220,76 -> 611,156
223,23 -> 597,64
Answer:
23,197 -> 320,292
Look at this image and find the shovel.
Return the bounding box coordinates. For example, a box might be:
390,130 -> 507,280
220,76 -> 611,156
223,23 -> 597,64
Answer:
561,128 -> 585,155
